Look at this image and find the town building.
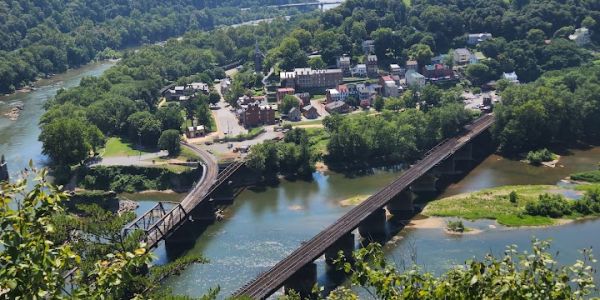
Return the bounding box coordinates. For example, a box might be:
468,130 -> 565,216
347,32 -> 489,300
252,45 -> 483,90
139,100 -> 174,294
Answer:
390,64 -> 405,77
295,92 -> 311,106
337,56 -> 351,76
220,78 -> 231,94
569,27 -> 591,46
325,101 -> 350,114
453,48 -> 472,65
502,71 -> 519,83
366,55 -> 379,77
406,70 -> 426,88
280,68 -> 343,90
467,33 -> 493,46
326,89 -> 343,103
238,102 -> 275,127
287,107 -> 302,121
379,76 -> 400,97
352,64 -> 368,77
186,125 -> 206,138
422,64 -> 454,81
164,82 -> 209,101
406,60 -> 419,72
302,105 -> 319,119
362,40 -> 375,54
276,87 -> 295,102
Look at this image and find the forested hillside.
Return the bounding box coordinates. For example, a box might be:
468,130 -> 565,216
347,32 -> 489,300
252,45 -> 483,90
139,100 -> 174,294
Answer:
265,0 -> 597,82
0,0 -> 307,93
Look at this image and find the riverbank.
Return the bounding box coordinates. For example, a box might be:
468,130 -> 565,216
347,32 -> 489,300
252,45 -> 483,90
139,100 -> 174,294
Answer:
422,184 -> 598,226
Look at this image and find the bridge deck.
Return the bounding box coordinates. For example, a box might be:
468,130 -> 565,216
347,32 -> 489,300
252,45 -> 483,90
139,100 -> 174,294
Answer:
233,114 -> 495,299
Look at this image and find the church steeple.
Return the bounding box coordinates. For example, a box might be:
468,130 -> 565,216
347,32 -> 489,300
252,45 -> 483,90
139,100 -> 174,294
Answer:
254,41 -> 264,74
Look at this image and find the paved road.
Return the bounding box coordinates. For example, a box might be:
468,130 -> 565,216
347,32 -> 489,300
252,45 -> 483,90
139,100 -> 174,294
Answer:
214,81 -> 247,138
90,151 -> 168,167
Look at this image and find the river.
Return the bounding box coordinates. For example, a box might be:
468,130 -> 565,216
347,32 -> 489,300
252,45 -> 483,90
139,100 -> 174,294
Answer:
156,147 -> 600,298
0,61 -> 116,177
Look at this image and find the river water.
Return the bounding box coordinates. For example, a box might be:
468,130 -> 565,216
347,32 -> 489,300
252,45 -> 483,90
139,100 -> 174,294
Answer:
156,147 -> 600,298
0,61 -> 116,177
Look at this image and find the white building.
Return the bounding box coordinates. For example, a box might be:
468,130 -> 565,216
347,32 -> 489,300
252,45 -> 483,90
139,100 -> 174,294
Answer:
453,48 -> 472,65
569,27 -> 591,46
390,64 -> 404,76
352,64 -> 368,77
467,33 -> 493,45
502,72 -> 519,83
406,70 -> 426,88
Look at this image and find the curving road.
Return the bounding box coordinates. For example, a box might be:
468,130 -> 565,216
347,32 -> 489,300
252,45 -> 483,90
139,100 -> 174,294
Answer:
141,141 -> 219,248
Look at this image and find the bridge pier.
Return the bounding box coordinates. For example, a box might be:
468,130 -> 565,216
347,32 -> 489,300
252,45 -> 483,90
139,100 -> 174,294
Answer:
433,158 -> 460,176
358,208 -> 387,240
284,262 -> 317,299
325,233 -> 355,265
410,173 -> 438,193
454,143 -> 473,161
189,200 -> 216,223
386,189 -> 414,221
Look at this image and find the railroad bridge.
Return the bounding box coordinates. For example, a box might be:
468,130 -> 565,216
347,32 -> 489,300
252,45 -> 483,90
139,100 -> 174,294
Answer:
233,114 -> 495,299
262,1 -> 343,11
123,143 -> 245,250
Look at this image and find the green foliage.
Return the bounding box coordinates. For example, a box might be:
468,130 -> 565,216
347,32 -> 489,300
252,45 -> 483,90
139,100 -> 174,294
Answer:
78,165 -> 200,193
39,117 -> 105,165
526,148 -> 554,165
158,129 -> 182,156
465,63 -> 493,86
333,240 -> 597,299
247,128 -> 315,177
509,190 -> 518,204
0,0 -> 308,93
0,166 -> 151,299
525,193 -> 572,218
446,220 -> 465,232
325,102 -> 470,166
571,170 -> 600,183
280,94 -> 301,115
493,65 -> 600,155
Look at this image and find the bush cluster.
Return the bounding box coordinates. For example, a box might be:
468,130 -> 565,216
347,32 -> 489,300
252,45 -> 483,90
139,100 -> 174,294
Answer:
525,189 -> 600,218
571,170 -> 600,183
526,148 -> 554,165
78,166 -> 200,193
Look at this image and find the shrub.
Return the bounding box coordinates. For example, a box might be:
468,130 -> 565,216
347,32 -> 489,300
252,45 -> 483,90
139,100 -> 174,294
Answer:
525,193 -> 571,218
571,170 -> 600,183
509,191 -> 518,204
573,188 -> 600,215
526,148 -> 554,165
446,220 -> 465,232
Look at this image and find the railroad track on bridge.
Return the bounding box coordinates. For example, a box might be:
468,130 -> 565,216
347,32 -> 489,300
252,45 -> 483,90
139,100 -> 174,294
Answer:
233,114 -> 495,299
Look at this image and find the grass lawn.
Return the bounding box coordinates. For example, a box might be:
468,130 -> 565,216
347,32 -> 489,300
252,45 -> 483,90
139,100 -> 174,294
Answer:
306,127 -> 329,156
423,185 -> 564,226
575,183 -> 600,192
287,119 -> 323,127
102,137 -> 153,157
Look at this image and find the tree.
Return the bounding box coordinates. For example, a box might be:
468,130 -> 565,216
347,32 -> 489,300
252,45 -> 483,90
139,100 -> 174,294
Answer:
277,37 -> 308,71
308,56 -> 326,69
465,63 -> 492,86
280,94 -> 301,115
127,112 -> 162,148
208,91 -> 221,105
156,104 -> 184,131
582,16 -> 596,29
0,168 -> 151,299
40,118 -> 100,165
158,129 -> 182,156
374,96 -> 384,111
409,44 -> 433,67
526,29 -> 546,45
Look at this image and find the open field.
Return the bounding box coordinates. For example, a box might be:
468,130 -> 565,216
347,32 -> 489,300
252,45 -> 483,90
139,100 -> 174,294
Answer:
102,137 -> 153,157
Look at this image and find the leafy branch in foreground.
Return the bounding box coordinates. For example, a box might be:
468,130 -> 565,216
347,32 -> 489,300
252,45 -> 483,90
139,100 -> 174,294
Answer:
328,240 -> 597,300
0,165 -> 151,299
